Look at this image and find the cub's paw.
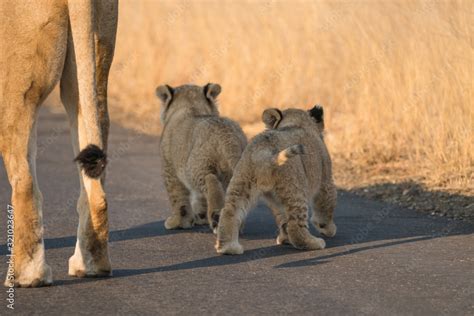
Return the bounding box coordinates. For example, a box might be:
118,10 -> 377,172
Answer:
289,234 -> 326,251
276,223 -> 289,245
209,211 -> 220,234
215,241 -> 244,255
194,213 -> 208,226
313,220 -> 337,238
304,236 -> 326,250
164,215 -> 194,229
276,234 -> 290,245
164,216 -> 181,229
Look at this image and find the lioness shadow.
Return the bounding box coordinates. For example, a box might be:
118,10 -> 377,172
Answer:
0,220 -> 213,255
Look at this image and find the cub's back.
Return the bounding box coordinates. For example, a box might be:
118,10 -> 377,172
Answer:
245,127 -> 326,192
192,116 -> 247,173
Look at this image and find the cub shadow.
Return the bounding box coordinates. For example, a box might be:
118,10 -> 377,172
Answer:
52,244 -> 304,287
53,188 -> 474,284
113,244 -> 302,277
273,186 -> 473,269
101,188 -> 473,275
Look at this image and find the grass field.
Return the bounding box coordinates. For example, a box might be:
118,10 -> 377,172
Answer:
102,0 -> 472,195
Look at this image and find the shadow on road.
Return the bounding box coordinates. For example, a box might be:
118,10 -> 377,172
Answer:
1,107 -> 473,287
275,235 -> 431,268
50,233 -> 459,288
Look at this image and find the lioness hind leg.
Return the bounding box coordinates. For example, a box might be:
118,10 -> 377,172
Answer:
3,118 -> 53,288
1,0 -> 70,287
311,183 -> 337,238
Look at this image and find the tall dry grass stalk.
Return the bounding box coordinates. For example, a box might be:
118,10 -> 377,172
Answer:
106,0 -> 473,193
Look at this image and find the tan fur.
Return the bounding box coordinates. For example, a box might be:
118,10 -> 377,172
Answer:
276,151 -> 289,166
0,0 -> 117,287
216,106 -> 337,254
157,84 -> 247,232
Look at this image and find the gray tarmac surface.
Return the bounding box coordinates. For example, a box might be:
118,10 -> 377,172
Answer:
0,107 -> 473,315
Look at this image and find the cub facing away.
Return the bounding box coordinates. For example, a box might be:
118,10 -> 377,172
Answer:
156,83 -> 247,231
215,106 -> 337,254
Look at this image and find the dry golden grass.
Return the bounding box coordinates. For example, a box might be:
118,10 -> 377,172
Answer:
105,0 -> 472,194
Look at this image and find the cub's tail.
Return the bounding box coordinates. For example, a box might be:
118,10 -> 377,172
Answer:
275,144 -> 305,166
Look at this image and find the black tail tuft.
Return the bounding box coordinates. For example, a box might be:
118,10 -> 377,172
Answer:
74,144 -> 107,178
309,105 -> 324,123
288,144 -> 305,156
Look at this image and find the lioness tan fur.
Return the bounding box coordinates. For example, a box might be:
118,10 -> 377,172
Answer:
216,106 -> 337,254
0,0 -> 117,287
156,84 -> 247,231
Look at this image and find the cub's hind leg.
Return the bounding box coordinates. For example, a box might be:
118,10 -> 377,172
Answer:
286,203 -> 325,250
274,184 -> 325,250
263,193 -> 289,245
191,192 -> 208,226
187,155 -> 225,232
204,174 -> 225,233
163,164 -> 194,229
215,171 -> 257,255
311,183 -> 337,237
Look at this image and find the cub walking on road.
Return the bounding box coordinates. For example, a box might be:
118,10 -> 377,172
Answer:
216,106 -> 337,254
156,83 -> 247,232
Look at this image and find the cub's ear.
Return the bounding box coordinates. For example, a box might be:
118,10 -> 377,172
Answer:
262,108 -> 283,129
203,83 -> 221,102
308,105 -> 324,123
155,85 -> 174,107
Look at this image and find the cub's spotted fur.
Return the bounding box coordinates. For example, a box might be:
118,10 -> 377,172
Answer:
156,83 -> 247,231
216,106 -> 336,254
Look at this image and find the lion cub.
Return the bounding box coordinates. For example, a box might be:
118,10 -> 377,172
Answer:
156,83 -> 247,231
215,106 -> 337,254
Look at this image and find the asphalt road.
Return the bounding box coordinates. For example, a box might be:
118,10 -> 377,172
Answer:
0,107 -> 473,315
